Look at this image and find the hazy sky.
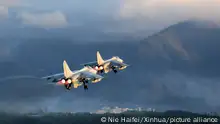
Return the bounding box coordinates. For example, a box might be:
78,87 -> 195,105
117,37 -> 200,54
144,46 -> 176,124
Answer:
0,0 -> 220,29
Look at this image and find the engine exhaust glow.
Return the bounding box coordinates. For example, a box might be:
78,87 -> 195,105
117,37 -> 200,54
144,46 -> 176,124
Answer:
95,66 -> 99,70
94,66 -> 104,71
67,79 -> 72,83
99,66 -> 103,70
61,79 -> 65,84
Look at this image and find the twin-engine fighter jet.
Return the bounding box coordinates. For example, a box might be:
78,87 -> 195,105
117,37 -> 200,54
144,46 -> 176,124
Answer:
81,51 -> 129,74
43,51 -> 129,91
42,60 -> 103,90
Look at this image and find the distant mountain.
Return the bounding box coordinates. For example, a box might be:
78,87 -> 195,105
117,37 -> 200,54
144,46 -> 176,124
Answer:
139,20 -> 220,77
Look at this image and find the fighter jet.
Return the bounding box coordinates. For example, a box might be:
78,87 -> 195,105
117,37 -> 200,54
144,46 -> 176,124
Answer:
81,51 -> 129,74
42,60 -> 104,90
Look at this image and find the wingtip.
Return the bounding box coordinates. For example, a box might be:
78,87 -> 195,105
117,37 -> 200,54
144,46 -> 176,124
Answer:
41,76 -> 49,79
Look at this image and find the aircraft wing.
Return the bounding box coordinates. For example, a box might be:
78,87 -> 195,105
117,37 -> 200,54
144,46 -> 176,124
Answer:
42,73 -> 64,79
80,71 -> 104,80
80,61 -> 98,67
111,60 -> 129,67
41,73 -> 65,82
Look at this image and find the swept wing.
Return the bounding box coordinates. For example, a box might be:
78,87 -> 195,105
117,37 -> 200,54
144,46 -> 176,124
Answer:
80,70 -> 103,80
110,60 -> 129,67
80,61 -> 98,67
42,73 -> 64,82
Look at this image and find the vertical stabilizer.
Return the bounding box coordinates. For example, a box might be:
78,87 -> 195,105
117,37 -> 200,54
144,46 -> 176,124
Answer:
104,62 -> 111,73
97,51 -> 104,65
63,60 -> 73,78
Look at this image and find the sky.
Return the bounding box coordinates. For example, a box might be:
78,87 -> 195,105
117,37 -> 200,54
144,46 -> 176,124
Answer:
0,0 -> 220,30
